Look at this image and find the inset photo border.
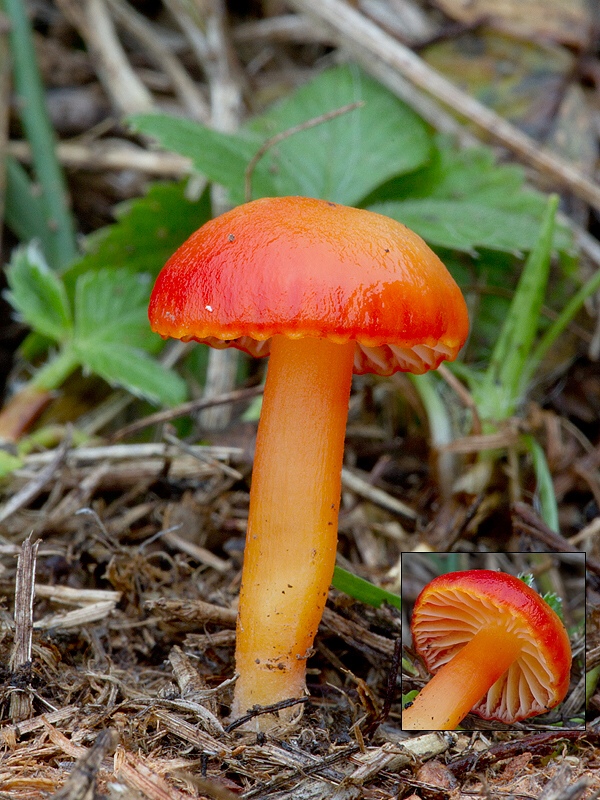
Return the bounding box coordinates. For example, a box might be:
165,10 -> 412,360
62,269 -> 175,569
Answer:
400,551 -> 585,732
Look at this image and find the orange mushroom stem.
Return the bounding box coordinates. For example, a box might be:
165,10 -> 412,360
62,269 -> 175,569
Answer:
232,335 -> 355,717
402,623 -> 524,730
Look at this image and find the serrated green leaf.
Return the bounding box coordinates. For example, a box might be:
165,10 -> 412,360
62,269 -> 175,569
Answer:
370,198 -> 569,255
65,181 -> 212,282
129,116 -> 264,204
518,573 -> 535,588
73,269 -> 157,352
247,64 -> 431,205
131,65 -> 432,206
542,591 -> 564,619
4,242 -> 72,341
366,134 -> 572,256
74,341 -> 186,406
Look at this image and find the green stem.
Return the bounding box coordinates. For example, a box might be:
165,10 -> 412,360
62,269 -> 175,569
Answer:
2,0 -> 77,268
0,347 -> 80,443
29,346 -> 80,391
525,265 -> 600,388
586,665 -> 600,707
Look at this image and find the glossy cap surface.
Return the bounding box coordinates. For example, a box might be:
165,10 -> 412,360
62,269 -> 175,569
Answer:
149,196 -> 469,375
410,570 -> 572,723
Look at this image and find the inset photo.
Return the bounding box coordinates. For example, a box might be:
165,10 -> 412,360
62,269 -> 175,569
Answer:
401,552 -> 585,732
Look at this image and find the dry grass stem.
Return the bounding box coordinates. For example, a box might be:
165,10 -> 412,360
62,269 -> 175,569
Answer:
106,0 -> 209,121
341,467 -> 417,520
7,139 -> 193,176
0,435 -> 70,525
110,384 -> 263,442
9,535 -> 39,722
55,0 -> 154,115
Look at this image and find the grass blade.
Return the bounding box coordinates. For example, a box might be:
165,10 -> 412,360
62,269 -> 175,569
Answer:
478,194 -> 558,420
2,0 -> 77,268
332,565 -> 400,610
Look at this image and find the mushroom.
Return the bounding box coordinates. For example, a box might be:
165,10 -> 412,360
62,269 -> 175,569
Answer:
402,569 -> 572,730
148,196 -> 469,724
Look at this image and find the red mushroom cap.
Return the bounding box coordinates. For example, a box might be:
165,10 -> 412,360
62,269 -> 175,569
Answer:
410,569 -> 572,724
148,196 -> 469,376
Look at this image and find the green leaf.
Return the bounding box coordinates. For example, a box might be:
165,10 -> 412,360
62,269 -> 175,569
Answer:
366,135 -> 572,255
73,269 -> 157,352
370,197 -> 569,256
131,65 -> 432,206
75,342 -> 186,406
129,116 -> 263,204
542,591 -> 564,620
65,181 -> 212,282
332,565 -> 400,610
247,64 -> 431,205
71,268 -> 187,406
4,242 -> 72,342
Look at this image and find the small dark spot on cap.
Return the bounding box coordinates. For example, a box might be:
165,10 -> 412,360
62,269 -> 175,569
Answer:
228,233 -> 235,242
384,248 -> 390,253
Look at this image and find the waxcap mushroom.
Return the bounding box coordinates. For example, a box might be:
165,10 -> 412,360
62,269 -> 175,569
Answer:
149,196 -> 469,725
407,569 -> 571,727
149,196 -> 469,374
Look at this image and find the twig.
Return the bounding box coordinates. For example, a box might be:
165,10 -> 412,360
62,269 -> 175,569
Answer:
287,0 -> 600,214
56,0 -> 154,116
341,466 -> 416,521
165,0 -> 245,431
110,384 -> 263,442
244,101 -> 364,201
9,534 -> 39,721
160,528 -> 230,573
114,747 -> 192,800
0,434 -> 70,525
511,502 -> 600,574
233,14 -> 331,44
437,363 -> 482,436
48,729 -> 117,800
145,596 -> 237,627
447,731 -> 597,776
20,442 -> 244,467
35,600 -> 118,630
8,137 -> 192,176
35,584 -> 122,605
163,430 -> 244,480
363,636 -> 401,737
241,742 -> 360,798
105,0 -> 209,121
224,696 -> 309,732
3,0 -> 77,268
